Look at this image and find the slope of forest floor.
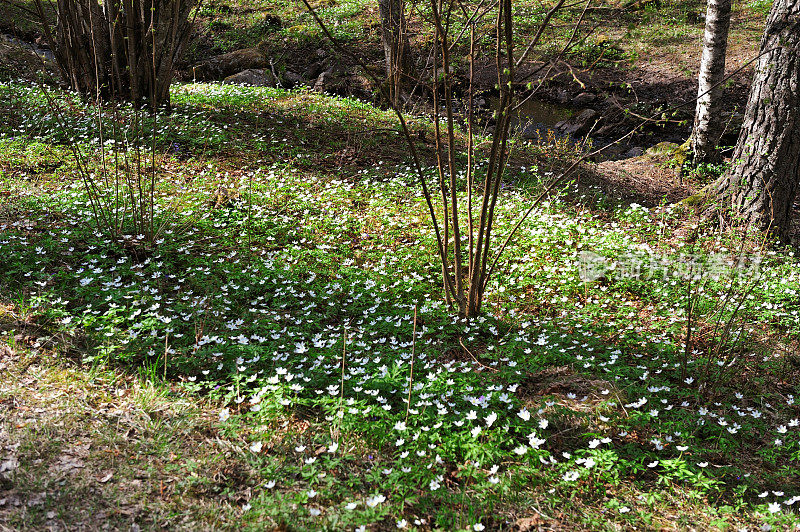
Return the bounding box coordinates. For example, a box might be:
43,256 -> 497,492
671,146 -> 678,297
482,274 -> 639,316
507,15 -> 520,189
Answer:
2,0 -> 770,156
185,0 -> 766,154
1,77 -> 800,530
1,0 -> 800,529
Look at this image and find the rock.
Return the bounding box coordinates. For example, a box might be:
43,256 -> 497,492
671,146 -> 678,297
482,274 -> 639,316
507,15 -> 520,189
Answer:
223,68 -> 278,87
648,139 -> 691,175
623,146 -> 644,158
572,91 -> 597,107
190,48 -> 267,81
303,61 -> 325,81
313,70 -> 329,92
312,65 -> 348,94
594,122 -> 620,137
283,70 -> 304,88
348,74 -> 374,94
645,141 -> 680,157
590,143 -> 624,161
555,108 -> 600,137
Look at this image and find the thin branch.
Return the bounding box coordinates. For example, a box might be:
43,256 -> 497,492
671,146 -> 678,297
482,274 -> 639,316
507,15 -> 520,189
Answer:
299,0 -> 460,300
459,337 -> 499,372
482,46 -> 778,288
515,0 -> 569,69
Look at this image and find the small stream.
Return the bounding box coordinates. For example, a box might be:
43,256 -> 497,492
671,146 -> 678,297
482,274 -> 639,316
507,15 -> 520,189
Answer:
498,97 -> 575,139
489,96 -> 576,137
2,34 -> 55,62
488,96 -> 641,160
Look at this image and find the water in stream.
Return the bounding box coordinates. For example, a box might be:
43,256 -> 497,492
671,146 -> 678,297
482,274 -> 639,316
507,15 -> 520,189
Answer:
489,96 -> 575,139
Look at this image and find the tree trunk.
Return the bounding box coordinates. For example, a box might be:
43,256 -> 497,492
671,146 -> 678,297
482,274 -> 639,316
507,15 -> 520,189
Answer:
377,0 -> 413,106
714,0 -> 800,241
39,0 -> 194,108
691,0 -> 732,163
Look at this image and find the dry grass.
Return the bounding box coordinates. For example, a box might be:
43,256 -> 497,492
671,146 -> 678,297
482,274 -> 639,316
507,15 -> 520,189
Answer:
0,341 -> 249,531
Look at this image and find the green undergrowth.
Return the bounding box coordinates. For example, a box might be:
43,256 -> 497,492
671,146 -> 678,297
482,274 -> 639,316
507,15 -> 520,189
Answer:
4,0 -> 766,77
1,80 -> 799,531
182,0 -> 768,76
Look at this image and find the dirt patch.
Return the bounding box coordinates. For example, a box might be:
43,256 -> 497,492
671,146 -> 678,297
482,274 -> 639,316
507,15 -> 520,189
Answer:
585,151 -> 692,206
517,365 -> 625,407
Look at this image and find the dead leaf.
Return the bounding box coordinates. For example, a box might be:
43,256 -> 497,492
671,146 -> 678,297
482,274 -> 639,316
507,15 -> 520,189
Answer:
53,454 -> 84,473
98,471 -> 113,483
0,457 -> 18,473
27,492 -> 46,507
512,516 -> 546,531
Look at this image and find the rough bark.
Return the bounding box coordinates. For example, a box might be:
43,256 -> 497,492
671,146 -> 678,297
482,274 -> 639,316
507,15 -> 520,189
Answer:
38,0 -> 194,107
377,0 -> 413,106
691,0 -> 732,163
714,0 -> 800,242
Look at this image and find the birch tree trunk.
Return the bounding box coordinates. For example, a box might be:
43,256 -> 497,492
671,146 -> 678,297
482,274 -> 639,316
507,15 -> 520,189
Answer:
713,0 -> 800,241
691,0 -> 732,163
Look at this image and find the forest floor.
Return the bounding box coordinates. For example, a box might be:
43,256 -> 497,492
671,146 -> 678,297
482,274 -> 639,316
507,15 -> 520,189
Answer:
1,340 -> 245,530
2,0 -> 773,208
2,0 -> 800,531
